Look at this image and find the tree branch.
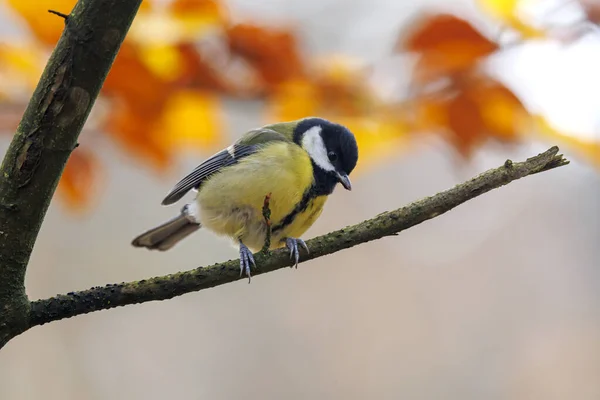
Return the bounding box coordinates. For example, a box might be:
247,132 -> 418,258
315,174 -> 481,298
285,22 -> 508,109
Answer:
0,0 -> 143,349
27,147 -> 568,330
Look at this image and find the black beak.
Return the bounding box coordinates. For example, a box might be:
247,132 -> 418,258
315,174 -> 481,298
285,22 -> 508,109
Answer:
337,173 -> 352,191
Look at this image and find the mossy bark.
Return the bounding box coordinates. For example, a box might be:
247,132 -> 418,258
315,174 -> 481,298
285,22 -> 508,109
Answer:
0,0 -> 143,350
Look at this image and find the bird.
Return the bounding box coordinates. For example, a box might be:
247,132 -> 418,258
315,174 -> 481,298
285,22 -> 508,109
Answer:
131,117 -> 359,279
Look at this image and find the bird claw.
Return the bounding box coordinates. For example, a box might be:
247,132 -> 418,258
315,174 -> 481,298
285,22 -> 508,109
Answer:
285,237 -> 309,269
239,242 -> 256,283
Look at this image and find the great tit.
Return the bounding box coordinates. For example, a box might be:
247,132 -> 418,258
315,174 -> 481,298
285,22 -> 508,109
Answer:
131,117 -> 359,278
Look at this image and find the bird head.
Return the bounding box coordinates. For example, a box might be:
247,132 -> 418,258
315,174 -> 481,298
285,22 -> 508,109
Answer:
293,117 -> 358,193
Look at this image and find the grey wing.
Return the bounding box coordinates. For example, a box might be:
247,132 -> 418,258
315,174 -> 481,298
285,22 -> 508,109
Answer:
161,128 -> 291,205
161,144 -> 257,205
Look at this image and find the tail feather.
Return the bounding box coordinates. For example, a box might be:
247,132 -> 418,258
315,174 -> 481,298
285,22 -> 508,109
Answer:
132,207 -> 201,251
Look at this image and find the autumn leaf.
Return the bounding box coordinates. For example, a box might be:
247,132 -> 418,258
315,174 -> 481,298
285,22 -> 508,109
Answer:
411,75 -> 527,156
130,0 -> 227,45
139,0 -> 153,12
473,79 -> 529,141
311,56 -> 378,115
4,0 -> 596,214
57,149 -> 102,212
100,43 -> 171,169
105,91 -> 225,172
475,0 -> 546,39
104,101 -> 172,170
226,24 -> 306,91
448,91 -> 487,156
266,79 -> 318,121
579,0 -> 600,24
6,0 -> 76,45
267,56 -> 378,119
399,13 -> 499,83
337,115 -> 409,173
266,56 -> 408,171
534,114 -> 600,167
169,0 -> 228,29
172,42 -> 234,92
0,43 -> 44,99
154,90 -> 224,152
103,42 -> 171,107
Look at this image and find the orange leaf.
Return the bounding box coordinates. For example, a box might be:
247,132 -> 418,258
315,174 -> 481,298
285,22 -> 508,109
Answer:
169,0 -> 227,22
412,75 -> 527,156
131,0 -> 226,46
470,79 -> 528,141
174,42 -> 233,92
580,0 -> 600,24
310,56 -> 377,116
57,149 -> 101,211
139,0 -> 153,12
7,0 -> 77,45
411,96 -> 448,132
399,13 -> 499,82
266,79 -> 319,121
103,43 -> 170,108
104,101 -> 172,170
266,56 -> 379,121
99,41 -> 181,170
226,24 -> 306,91
446,90 -> 487,156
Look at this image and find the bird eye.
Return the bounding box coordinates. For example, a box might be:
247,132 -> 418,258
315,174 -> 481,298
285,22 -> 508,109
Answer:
328,151 -> 338,162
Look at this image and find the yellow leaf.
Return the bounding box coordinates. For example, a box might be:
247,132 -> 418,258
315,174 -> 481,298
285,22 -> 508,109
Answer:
139,44 -> 184,81
478,0 -> 520,18
477,83 -> 530,140
0,43 -> 44,98
155,90 -> 224,152
338,115 -> 410,173
169,0 -> 229,31
265,79 -> 319,121
130,0 -> 226,45
6,0 -> 77,45
476,0 -> 546,39
533,114 -> 600,167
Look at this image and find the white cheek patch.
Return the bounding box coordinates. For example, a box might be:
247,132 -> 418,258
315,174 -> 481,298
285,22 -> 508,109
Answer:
301,125 -> 335,172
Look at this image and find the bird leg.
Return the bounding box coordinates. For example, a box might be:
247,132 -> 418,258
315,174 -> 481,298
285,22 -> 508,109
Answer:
285,237 -> 309,268
239,240 -> 256,282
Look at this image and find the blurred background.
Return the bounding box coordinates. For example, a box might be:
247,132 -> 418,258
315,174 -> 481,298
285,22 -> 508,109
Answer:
0,0 -> 599,398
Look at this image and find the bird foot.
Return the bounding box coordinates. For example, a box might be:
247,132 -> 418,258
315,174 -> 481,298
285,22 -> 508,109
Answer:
285,237 -> 309,268
239,241 -> 256,282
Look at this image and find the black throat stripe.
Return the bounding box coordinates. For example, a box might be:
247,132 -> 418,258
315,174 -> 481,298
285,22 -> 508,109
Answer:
271,160 -> 338,235
271,188 -> 316,234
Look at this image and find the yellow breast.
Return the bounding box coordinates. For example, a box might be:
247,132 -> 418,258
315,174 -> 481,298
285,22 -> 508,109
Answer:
195,142 -> 324,251
271,195 -> 327,244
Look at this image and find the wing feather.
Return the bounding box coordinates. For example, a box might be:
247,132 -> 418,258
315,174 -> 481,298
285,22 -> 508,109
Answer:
161,128 -> 291,205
